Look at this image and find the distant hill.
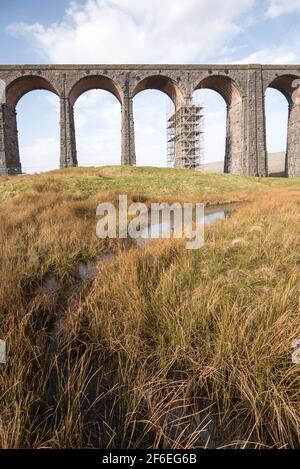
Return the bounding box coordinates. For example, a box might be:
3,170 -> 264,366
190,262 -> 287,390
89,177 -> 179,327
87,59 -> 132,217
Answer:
202,152 -> 286,176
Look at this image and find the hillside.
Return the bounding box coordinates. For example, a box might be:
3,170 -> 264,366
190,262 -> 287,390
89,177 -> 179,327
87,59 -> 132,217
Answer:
203,152 -> 286,175
0,164 -> 299,205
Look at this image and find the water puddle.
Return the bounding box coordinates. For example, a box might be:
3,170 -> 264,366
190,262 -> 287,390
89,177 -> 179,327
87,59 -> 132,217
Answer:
37,274 -> 61,294
78,261 -> 97,281
78,253 -> 115,281
204,209 -> 226,226
137,205 -> 230,246
46,205 -> 232,300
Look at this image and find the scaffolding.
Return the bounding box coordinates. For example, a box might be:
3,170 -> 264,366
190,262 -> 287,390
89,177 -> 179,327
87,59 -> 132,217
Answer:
167,105 -> 204,170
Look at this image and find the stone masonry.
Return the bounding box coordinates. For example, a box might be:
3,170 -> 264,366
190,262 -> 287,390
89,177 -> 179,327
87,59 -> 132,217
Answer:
0,64 -> 300,177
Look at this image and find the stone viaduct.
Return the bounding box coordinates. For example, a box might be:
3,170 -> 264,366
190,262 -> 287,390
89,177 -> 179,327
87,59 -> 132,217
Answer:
0,64 -> 300,177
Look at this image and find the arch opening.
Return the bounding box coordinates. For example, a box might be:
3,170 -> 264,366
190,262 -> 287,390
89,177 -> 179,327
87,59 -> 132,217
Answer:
265,75 -> 300,177
6,75 -> 59,108
194,75 -> 241,106
73,89 -> 121,167
192,89 -> 227,172
267,74 -> 300,105
266,74 -> 300,177
265,82 -> 292,177
193,76 -> 243,174
133,75 -> 183,106
16,89 -> 60,173
69,75 -> 123,106
133,89 -> 174,167
133,77 -> 183,167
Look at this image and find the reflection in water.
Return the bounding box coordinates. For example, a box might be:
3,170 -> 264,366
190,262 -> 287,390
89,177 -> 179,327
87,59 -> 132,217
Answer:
79,254 -> 115,281
37,274 -> 60,294
137,207 -> 227,246
78,261 -> 97,281
44,207 -> 230,296
204,210 -> 226,225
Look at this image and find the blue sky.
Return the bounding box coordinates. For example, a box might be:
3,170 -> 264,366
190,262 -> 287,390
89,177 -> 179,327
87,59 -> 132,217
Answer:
1,0 -> 299,172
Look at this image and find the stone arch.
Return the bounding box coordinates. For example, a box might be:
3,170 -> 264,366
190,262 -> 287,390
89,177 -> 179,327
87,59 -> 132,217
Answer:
132,75 -> 182,167
265,74 -> 300,104
133,75 -> 184,105
194,74 -> 242,105
6,75 -> 59,108
264,74 -> 300,177
194,75 -> 243,174
3,75 -> 60,174
69,75 -> 123,166
69,75 -> 123,106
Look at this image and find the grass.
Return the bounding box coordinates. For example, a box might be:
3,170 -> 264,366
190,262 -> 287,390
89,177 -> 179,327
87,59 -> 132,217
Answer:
1,165 -> 300,204
0,166 -> 300,448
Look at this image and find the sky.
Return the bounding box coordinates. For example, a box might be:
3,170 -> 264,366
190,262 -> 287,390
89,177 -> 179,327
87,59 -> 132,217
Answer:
0,0 -> 299,172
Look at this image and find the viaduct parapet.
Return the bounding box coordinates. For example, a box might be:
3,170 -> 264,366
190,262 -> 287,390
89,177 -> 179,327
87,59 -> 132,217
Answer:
0,64 -> 300,177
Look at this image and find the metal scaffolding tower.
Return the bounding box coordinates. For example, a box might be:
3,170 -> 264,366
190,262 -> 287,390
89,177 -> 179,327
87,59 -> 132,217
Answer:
167,105 -> 204,170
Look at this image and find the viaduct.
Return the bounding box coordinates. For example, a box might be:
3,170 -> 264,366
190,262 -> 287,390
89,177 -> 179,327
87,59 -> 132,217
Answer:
0,64 -> 300,177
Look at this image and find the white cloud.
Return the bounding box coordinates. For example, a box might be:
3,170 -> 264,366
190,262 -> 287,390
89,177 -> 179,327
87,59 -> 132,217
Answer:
266,0 -> 300,17
7,0 -> 255,64
236,46 -> 298,64
21,137 -> 60,173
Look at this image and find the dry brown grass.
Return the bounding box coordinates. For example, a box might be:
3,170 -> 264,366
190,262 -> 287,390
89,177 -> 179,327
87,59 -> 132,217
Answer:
0,176 -> 299,448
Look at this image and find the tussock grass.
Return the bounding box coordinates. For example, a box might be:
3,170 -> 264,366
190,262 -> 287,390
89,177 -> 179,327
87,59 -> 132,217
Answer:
0,168 -> 299,448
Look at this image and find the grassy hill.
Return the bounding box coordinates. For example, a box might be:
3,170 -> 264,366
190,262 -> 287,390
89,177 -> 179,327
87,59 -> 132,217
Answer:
0,166 -> 300,449
0,165 -> 299,204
